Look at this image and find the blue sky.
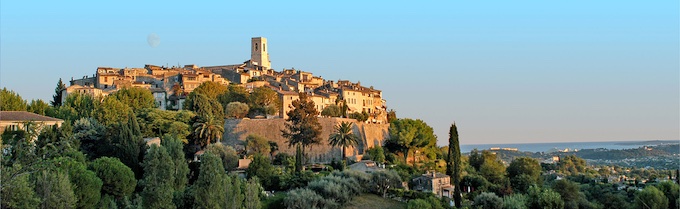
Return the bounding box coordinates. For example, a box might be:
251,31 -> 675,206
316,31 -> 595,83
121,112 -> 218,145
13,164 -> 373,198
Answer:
1,1 -> 678,145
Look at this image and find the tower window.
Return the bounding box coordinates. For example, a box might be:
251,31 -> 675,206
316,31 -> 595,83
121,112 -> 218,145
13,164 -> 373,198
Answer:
255,43 -> 259,51
263,43 -> 266,51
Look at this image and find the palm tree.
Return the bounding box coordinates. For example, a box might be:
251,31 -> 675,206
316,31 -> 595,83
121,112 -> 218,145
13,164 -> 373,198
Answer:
192,115 -> 224,147
328,121 -> 359,163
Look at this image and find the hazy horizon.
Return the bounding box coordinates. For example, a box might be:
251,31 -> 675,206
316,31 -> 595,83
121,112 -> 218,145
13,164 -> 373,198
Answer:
1,1 -> 678,146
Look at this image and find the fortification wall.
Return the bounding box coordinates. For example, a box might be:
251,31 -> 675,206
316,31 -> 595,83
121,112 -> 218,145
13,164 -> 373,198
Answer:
223,118 -> 389,163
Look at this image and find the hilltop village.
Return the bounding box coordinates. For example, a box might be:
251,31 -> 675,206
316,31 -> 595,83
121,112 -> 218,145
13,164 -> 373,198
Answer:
65,37 -> 388,123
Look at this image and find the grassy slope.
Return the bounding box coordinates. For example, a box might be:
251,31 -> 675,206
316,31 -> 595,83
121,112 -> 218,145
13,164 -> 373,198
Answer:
343,193 -> 406,209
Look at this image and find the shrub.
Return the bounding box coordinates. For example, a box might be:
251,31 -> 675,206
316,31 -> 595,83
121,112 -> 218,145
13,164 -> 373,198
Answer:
474,192 -> 503,209
348,111 -> 369,122
225,102 -> 249,118
331,170 -> 371,192
502,194 -> 527,209
370,170 -> 403,197
407,199 -> 432,209
321,105 -> 342,117
307,180 -> 351,204
284,188 -> 338,209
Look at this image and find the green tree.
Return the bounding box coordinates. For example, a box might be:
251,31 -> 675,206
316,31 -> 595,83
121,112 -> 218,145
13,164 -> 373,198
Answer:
1,164 -> 41,209
110,87 -> 155,112
141,144 -> 176,209
223,85 -> 250,104
225,101 -> 250,118
656,181 -> 680,209
527,186 -> 564,209
136,108 -> 194,140
321,104 -> 342,117
90,157 -> 137,199
33,169 -> 77,209
189,81 -> 228,100
161,135 -> 190,192
551,179 -> 581,209
446,123 -> 463,208
245,134 -> 271,156
328,121 -> 359,163
246,153 -> 276,190
95,96 -> 133,127
371,170 -> 402,197
193,152 -> 227,209
384,118 -> 436,164
186,93 -> 225,120
282,93 -> 322,165
635,186 -> 669,209
507,157 -> 541,193
365,146 -> 385,163
474,192 -> 503,209
53,92 -> 98,122
192,115 -> 225,147
115,114 -> 145,178
205,143 -> 239,171
51,157 -> 103,209
27,99 -> 50,115
0,88 -> 27,111
558,155 -> 586,175
503,194 -> 528,209
72,117 -> 111,159
225,175 -> 245,209
248,86 -> 280,117
51,78 -> 67,107
244,177 -> 262,209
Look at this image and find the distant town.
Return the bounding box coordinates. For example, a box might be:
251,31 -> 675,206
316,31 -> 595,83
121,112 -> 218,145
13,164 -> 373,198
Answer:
64,37 -> 388,123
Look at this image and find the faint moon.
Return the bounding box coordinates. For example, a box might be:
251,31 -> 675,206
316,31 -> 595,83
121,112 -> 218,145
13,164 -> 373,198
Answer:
147,33 -> 160,47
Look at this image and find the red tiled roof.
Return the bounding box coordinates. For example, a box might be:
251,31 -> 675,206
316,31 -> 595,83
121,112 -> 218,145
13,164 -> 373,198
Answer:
0,111 -> 64,122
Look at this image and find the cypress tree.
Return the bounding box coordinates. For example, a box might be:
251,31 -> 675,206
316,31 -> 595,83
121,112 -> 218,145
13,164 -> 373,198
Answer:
161,135 -> 189,192
193,152 -> 227,208
51,78 -> 66,107
141,145 -> 176,209
446,123 -> 462,208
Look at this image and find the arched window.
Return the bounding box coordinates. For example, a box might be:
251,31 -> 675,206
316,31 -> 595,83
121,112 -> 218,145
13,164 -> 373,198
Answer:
254,43 -> 259,51
263,43 -> 266,51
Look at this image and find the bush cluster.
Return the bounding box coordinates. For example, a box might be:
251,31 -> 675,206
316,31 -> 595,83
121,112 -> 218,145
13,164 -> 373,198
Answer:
283,170 -> 368,209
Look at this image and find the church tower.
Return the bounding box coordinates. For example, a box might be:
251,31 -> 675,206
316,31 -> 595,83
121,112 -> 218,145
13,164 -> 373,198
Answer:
251,37 -> 271,69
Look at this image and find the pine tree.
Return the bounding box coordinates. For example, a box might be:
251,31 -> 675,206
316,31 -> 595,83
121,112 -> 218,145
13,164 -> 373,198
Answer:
282,93 -> 322,165
446,123 -> 462,208
51,78 -> 66,107
141,145 -> 176,209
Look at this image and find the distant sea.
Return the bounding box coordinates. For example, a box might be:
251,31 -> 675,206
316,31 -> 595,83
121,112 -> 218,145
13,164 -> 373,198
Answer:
460,140 -> 680,153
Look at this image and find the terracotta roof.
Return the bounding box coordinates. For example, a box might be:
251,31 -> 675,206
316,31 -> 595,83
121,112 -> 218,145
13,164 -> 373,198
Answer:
0,111 -> 64,122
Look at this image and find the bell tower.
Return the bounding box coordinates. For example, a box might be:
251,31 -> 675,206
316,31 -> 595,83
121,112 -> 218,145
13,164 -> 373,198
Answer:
251,37 -> 271,69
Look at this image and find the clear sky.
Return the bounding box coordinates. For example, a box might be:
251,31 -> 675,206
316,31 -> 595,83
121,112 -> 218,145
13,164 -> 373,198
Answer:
1,1 -> 678,145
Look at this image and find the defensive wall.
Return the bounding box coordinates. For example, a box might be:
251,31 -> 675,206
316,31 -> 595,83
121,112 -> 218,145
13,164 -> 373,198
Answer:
223,118 -> 389,163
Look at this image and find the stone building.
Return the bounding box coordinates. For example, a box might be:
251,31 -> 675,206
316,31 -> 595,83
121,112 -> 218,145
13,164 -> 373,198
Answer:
412,171 -> 455,198
0,111 -> 64,137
